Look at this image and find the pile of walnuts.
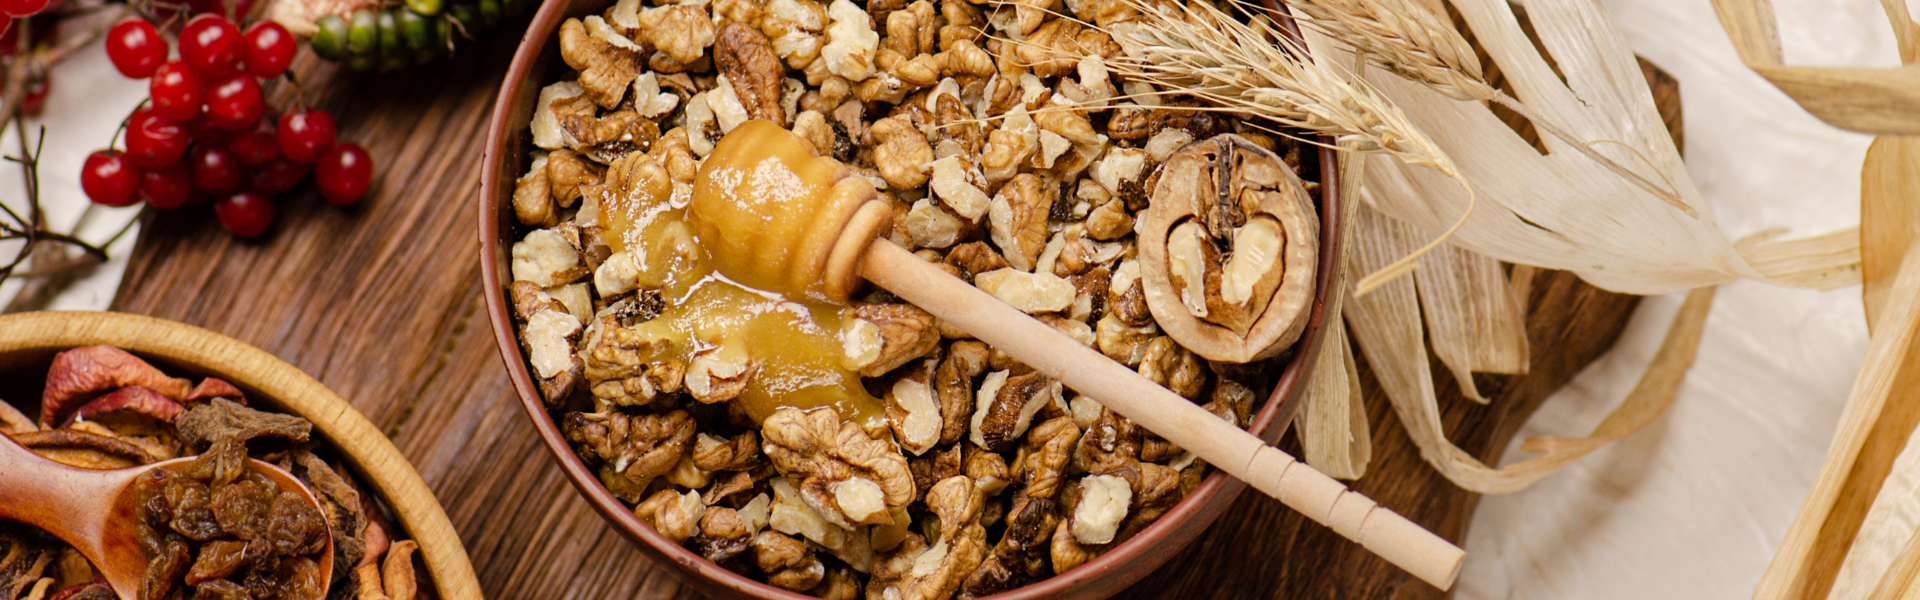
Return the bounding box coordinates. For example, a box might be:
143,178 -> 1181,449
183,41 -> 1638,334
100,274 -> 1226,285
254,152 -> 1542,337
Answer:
506,0 -> 1318,597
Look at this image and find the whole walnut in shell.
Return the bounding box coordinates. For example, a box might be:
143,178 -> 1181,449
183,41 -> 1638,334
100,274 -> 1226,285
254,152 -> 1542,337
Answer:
1136,133 -> 1319,363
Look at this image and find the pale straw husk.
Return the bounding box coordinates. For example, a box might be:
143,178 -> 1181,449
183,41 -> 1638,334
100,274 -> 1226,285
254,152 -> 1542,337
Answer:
1710,0 -> 1920,135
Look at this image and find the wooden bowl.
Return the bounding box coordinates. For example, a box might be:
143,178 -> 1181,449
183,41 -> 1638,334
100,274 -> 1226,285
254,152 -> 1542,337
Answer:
0,311 -> 483,600
476,3 -> 1343,597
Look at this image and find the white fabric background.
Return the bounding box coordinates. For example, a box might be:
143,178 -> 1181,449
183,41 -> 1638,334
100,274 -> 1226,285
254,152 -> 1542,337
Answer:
0,2 -> 1907,596
1459,0 -> 1906,598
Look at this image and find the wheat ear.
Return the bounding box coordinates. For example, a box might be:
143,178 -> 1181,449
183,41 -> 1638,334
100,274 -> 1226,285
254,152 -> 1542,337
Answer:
1280,0 -> 1695,217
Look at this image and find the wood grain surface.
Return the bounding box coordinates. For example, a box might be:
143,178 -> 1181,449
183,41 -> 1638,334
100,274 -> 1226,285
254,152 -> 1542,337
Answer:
105,27 -> 1672,599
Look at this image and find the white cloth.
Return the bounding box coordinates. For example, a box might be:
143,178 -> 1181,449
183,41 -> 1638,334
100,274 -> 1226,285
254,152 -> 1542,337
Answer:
1458,0 -> 1903,597
0,36 -> 147,311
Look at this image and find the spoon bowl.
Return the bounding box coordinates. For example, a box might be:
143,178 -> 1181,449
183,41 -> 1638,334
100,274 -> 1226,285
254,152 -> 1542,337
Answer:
0,431 -> 333,599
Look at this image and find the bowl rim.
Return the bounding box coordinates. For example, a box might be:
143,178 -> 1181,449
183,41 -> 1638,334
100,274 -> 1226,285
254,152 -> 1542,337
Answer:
475,4 -> 1343,594
0,310 -> 484,600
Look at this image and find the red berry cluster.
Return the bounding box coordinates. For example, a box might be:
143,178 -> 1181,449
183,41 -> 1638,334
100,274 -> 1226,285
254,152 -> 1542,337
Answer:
84,14 -> 373,239
0,0 -> 58,36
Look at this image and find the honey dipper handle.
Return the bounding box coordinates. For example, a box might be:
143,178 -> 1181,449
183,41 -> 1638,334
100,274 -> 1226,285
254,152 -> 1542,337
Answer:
860,240 -> 1464,590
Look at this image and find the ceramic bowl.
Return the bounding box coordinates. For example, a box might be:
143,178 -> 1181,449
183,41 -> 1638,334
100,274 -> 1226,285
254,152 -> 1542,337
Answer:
0,311 -> 483,599
477,3 -> 1344,596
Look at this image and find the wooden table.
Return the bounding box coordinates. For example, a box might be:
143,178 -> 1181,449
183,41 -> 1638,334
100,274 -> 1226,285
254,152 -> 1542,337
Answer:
107,35 -> 1662,599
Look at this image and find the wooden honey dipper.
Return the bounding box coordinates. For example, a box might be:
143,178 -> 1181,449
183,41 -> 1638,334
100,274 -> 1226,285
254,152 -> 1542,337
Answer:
690,120 -> 1465,589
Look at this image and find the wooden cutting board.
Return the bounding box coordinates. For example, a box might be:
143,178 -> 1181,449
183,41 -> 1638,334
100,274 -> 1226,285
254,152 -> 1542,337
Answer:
106,35 -> 1675,599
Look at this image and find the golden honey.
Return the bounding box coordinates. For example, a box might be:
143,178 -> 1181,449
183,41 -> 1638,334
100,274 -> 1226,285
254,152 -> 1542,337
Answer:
600,119 -> 884,428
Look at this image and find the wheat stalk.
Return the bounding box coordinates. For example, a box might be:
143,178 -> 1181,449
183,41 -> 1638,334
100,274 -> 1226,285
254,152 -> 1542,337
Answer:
1112,2 -> 1454,171
1278,0 -> 1695,217
1110,0 -> 1470,294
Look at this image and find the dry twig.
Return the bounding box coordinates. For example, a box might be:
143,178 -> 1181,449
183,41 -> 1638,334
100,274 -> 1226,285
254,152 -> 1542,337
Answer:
0,7 -> 143,311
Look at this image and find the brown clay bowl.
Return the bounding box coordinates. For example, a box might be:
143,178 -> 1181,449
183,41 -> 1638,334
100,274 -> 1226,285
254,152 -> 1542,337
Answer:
477,3 -> 1343,596
0,311 -> 484,599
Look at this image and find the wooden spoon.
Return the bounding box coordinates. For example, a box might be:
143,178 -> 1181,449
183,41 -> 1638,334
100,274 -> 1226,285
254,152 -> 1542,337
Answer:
0,431 -> 334,599
689,121 -> 1466,589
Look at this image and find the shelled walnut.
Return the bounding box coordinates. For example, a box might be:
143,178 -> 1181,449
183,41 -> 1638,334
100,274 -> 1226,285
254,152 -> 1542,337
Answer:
512,0 -> 1324,596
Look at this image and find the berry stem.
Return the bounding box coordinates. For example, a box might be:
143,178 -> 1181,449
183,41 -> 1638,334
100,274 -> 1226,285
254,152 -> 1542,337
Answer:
110,98 -> 151,148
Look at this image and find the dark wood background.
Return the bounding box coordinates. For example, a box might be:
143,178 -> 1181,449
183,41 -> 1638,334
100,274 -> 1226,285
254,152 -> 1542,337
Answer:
105,29 -> 1676,599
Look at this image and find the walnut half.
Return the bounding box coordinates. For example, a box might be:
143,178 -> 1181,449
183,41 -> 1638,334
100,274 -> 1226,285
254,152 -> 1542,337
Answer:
1136,133 -> 1319,363
763,407 -> 916,529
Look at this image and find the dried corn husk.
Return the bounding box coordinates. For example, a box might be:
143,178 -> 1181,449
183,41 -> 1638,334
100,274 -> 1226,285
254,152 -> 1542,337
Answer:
1299,145 -> 1370,480
1740,4 -> 1920,595
1735,227 -> 1864,293
1835,411 -> 1920,599
1759,245 -> 1920,600
1281,0 -> 1692,217
1300,322 -> 1368,479
1862,137 -> 1920,331
1302,0 -> 1858,295
1343,202 -> 1715,494
1787,138 -> 1920,600
1709,0 -> 1920,135
1414,243 -> 1528,403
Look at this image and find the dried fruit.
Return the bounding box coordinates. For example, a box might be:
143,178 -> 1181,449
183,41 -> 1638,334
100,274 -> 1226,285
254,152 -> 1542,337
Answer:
13,428 -> 153,469
175,398 -> 312,447
8,345 -> 418,599
41,345 -> 192,427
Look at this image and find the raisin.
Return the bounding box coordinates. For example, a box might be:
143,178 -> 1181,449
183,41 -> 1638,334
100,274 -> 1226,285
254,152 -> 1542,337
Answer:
240,561 -> 280,599
244,537 -> 277,566
185,540 -> 252,585
278,557 -> 325,600
136,520 -> 167,558
265,491 -> 328,556
188,578 -> 251,600
183,438 -> 249,488
160,476 -> 204,513
141,539 -> 191,600
212,479 -> 276,540
53,583 -> 115,600
166,480 -> 226,541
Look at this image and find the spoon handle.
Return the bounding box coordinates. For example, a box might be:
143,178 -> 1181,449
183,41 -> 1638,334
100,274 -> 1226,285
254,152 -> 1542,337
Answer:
0,431 -> 116,556
860,240 -> 1465,590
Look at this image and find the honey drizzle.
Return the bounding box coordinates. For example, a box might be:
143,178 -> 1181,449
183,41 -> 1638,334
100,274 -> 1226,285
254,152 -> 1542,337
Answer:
601,124 -> 884,428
